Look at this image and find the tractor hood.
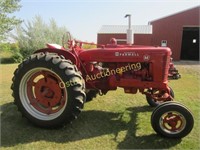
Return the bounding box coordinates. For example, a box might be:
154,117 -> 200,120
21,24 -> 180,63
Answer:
78,46 -> 171,62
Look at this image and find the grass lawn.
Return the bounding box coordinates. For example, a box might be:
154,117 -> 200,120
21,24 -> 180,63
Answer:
0,62 -> 200,149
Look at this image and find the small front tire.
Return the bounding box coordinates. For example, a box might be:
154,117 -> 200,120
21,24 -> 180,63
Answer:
151,102 -> 194,138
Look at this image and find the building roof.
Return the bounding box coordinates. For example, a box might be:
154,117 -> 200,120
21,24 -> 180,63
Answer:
149,6 -> 200,23
98,25 -> 152,34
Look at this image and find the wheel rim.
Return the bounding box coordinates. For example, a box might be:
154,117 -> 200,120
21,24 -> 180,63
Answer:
19,68 -> 67,121
159,111 -> 186,134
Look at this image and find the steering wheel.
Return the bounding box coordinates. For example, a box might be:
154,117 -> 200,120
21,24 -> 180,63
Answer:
62,32 -> 74,49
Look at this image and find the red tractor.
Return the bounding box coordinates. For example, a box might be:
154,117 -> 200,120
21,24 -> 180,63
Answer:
12,34 -> 193,138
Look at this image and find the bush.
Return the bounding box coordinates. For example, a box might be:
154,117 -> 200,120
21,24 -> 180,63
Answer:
0,43 -> 11,52
12,52 -> 23,63
13,15 -> 69,59
0,42 -> 22,63
0,51 -> 14,64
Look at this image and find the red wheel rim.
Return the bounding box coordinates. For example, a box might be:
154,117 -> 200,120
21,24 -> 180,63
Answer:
160,111 -> 186,134
26,70 -> 66,115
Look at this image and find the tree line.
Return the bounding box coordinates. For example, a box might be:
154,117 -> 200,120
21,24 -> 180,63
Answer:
0,0 -> 96,63
0,15 -> 69,63
0,0 -> 69,63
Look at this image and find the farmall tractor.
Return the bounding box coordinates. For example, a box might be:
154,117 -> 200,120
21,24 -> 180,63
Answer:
11,33 -> 193,138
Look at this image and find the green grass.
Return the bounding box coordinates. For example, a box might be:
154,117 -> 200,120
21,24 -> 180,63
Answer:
0,62 -> 200,149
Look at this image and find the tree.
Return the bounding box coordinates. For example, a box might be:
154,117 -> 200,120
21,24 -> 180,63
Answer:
0,0 -> 22,40
13,15 -> 69,58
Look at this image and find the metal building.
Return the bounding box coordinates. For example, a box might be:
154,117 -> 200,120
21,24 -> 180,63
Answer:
97,6 -> 199,60
97,25 -> 152,45
149,6 -> 199,60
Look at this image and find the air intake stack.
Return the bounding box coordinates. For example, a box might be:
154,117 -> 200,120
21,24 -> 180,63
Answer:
125,14 -> 133,45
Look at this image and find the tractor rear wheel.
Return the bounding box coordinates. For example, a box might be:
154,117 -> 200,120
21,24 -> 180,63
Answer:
11,52 -> 86,128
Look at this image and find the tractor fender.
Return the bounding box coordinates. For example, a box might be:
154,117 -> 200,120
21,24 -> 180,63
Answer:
34,48 -> 77,65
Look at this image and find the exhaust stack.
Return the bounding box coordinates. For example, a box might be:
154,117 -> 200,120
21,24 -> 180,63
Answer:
125,14 -> 133,45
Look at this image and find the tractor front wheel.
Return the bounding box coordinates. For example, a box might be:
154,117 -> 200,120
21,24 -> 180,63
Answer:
11,52 -> 86,128
151,102 -> 194,138
86,90 -> 99,102
146,87 -> 174,107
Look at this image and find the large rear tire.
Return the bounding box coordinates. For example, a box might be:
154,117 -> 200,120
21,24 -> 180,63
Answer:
11,52 -> 86,128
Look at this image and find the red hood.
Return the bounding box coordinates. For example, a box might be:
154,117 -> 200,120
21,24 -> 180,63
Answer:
78,46 -> 171,63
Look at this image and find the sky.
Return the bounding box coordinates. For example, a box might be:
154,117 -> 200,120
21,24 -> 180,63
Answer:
14,0 -> 199,43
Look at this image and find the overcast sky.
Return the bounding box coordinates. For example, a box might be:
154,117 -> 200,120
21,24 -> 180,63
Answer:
14,0 -> 199,42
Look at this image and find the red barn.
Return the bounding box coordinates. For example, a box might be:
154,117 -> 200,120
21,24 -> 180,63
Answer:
149,6 -> 199,60
97,6 -> 199,60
